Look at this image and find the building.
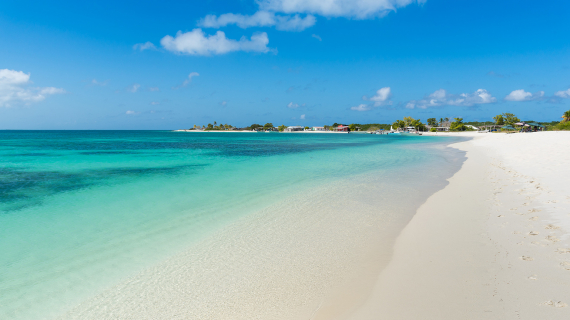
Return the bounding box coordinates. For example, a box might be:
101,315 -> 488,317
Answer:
284,126 -> 304,132
334,124 -> 350,132
312,126 -> 326,131
426,121 -> 451,132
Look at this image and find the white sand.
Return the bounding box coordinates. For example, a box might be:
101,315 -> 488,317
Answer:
351,131 -> 570,319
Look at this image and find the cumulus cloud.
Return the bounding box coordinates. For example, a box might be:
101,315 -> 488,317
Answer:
133,41 -> 157,51
363,87 -> 392,106
199,11 -> 315,31
554,88 -> 570,99
160,29 -> 271,55
258,0 -> 426,19
0,69 -> 65,107
504,89 -> 544,101
351,103 -> 371,111
287,102 -> 300,108
405,89 -> 496,109
127,84 -> 141,93
353,87 -> 392,111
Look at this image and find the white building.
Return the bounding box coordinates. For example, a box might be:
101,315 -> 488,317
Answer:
284,126 -> 304,132
312,126 -> 326,131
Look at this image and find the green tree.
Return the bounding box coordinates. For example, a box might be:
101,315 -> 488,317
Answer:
493,114 -> 504,125
403,116 -> 415,127
277,124 -> 287,132
348,123 -> 357,130
207,123 -> 213,130
263,123 -> 274,129
450,118 -> 466,131
502,113 -> 520,126
392,120 -> 406,130
427,118 -> 437,126
562,110 -> 570,122
411,119 -> 425,131
304,126 -> 310,130
439,118 -> 444,126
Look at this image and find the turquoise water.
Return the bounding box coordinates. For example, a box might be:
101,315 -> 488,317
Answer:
0,131 -> 463,319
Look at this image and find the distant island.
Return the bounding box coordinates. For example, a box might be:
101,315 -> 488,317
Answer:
175,110 -> 570,133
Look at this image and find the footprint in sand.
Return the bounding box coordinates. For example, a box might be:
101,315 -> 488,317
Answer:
561,262 -> 570,270
521,256 -> 534,261
528,231 -> 540,236
557,248 -> 570,254
529,216 -> 539,221
546,235 -> 561,243
528,275 -> 537,280
543,301 -> 568,308
545,224 -> 560,230
513,231 -> 521,234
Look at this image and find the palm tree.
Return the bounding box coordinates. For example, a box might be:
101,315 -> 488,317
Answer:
439,118 -> 443,126
444,117 -> 449,123
562,110 -> 570,122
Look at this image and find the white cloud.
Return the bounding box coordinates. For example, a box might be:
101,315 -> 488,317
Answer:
133,41 -> 157,51
504,89 -> 544,101
0,69 -> 65,107
300,114 -> 306,119
200,11 -> 315,31
363,87 -> 392,106
148,87 -> 160,92
287,102 -> 300,108
182,72 -> 200,86
351,104 -> 371,111
150,101 -> 160,105
406,89 -> 497,109
126,110 -> 137,115
311,34 -> 322,41
220,100 -> 227,106
354,87 -> 392,111
127,84 -> 140,93
554,88 -> 570,99
258,0 -> 426,19
160,29 -> 271,55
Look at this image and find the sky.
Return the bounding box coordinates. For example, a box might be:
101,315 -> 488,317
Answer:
1,0 -> 569,129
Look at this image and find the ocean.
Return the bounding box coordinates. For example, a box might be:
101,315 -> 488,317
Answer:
0,131 -> 466,319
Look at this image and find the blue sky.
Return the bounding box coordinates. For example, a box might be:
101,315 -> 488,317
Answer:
1,0 -> 569,129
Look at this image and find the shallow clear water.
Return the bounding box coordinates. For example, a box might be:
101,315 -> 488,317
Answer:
0,131 -> 463,319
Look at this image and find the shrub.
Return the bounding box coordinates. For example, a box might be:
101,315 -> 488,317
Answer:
430,128 -> 437,132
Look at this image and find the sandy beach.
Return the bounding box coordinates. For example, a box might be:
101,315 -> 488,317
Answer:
55,132 -> 570,320
352,131 -> 570,319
